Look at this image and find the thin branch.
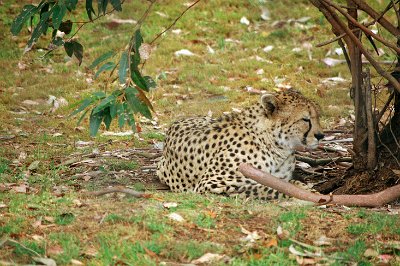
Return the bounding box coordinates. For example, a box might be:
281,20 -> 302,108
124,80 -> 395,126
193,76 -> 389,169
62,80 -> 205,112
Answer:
364,0 -> 395,27
126,0 -> 157,86
323,0 -> 400,54
350,0 -> 400,36
338,38 -> 352,72
363,68 -> 377,169
296,155 -> 352,166
376,92 -> 394,125
149,0 -> 201,45
320,0 -> 400,94
390,0 -> 400,26
67,0 -> 127,42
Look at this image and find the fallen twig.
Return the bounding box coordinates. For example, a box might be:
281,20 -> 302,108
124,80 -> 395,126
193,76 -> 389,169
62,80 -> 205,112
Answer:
296,155 -> 352,166
239,163 -> 400,207
83,186 -> 151,198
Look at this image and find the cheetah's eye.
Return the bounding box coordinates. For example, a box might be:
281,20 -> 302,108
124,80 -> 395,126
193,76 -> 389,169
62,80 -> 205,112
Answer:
302,118 -> 310,122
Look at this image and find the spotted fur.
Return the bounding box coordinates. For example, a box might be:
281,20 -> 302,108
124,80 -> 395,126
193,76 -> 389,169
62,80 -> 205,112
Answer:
157,91 -> 324,200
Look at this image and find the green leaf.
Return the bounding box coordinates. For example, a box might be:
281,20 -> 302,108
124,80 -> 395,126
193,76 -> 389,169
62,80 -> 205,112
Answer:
110,0 -> 122,11
144,76 -> 157,89
129,30 -> 143,70
64,41 -> 74,57
73,41 -> 83,66
125,87 -> 152,119
65,0 -> 78,11
125,112 -> 136,132
103,107 -> 112,130
59,19 -> 72,34
92,94 -> 116,114
94,62 -> 115,78
77,109 -> 90,126
52,36 -> 64,46
110,103 -> 117,118
11,5 -> 38,36
26,10 -> 52,51
89,51 -> 115,69
89,109 -> 104,136
85,0 -> 96,21
92,91 -> 106,99
117,103 -> 125,128
98,0 -> 108,15
134,29 -> 143,54
69,98 -> 93,117
64,40 -> 83,65
118,51 -> 128,84
52,3 -> 67,29
131,69 -> 149,91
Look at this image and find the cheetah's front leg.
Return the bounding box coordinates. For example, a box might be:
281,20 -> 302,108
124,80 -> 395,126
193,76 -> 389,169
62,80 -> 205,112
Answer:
193,173 -> 289,200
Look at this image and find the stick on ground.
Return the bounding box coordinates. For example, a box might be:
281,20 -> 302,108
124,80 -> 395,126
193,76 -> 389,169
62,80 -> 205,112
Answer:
239,163 -> 400,207
84,186 -> 151,198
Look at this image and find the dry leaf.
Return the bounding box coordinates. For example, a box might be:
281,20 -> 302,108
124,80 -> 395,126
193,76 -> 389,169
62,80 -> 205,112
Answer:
12,184 -> 28,193
47,245 -> 64,256
192,253 -> 229,264
364,248 -> 379,258
70,259 -> 84,265
22,100 -> 39,105
322,57 -> 343,67
240,17 -> 250,25
265,238 -> 278,248
73,199 -> 83,207
28,160 -> 40,171
296,256 -> 318,265
276,225 -> 290,239
82,247 -> 98,257
313,235 -> 333,246
263,45 -> 274,53
163,202 -> 178,209
139,43 -> 152,60
167,212 -> 185,222
175,49 -> 196,57
31,235 -> 45,242
204,210 -> 217,219
32,219 -> 42,228
33,257 -> 57,266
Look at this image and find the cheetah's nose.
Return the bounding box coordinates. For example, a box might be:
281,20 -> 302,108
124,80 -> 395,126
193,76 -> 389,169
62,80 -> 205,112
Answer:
314,132 -> 325,141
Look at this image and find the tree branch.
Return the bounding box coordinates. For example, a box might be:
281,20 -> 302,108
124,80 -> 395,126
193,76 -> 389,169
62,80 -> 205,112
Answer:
149,0 -> 201,45
363,68 -> 377,169
350,0 -> 400,36
323,0 -> 400,54
319,0 -> 400,94
239,164 -> 400,207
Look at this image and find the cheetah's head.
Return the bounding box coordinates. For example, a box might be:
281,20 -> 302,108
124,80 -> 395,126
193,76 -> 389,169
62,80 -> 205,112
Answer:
260,90 -> 324,150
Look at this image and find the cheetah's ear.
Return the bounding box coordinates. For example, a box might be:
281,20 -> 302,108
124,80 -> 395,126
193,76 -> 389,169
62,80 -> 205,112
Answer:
260,93 -> 277,114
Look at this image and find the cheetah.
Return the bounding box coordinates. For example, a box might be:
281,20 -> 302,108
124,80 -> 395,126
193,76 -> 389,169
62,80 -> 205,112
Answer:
157,90 -> 324,200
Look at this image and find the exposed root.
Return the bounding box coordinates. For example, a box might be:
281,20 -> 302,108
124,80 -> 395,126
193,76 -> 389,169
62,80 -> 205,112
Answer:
239,163 -> 400,207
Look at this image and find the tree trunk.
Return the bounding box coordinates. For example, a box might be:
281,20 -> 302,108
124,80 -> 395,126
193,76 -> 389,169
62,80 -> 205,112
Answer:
347,0 -> 368,170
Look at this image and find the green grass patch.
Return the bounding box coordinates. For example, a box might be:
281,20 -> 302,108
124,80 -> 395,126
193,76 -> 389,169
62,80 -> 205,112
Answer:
347,212 -> 400,236
278,208 -> 307,234
106,159 -> 138,171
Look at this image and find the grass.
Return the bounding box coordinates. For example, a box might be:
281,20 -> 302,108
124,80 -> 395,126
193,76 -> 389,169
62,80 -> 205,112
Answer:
0,0 -> 399,265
